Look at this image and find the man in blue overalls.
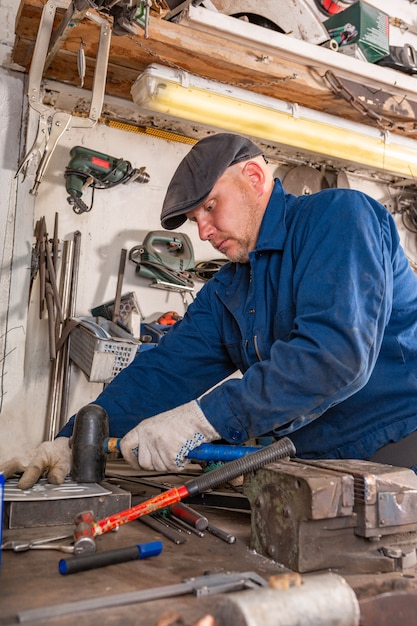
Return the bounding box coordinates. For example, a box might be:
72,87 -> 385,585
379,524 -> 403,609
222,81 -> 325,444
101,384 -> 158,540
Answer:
3,133 -> 417,487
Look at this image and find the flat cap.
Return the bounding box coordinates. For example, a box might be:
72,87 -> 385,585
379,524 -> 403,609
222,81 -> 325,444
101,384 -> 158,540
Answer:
160,133 -> 263,230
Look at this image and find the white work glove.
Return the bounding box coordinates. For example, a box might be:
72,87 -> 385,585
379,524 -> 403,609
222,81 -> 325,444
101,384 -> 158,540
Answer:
0,437 -> 71,489
120,401 -> 220,471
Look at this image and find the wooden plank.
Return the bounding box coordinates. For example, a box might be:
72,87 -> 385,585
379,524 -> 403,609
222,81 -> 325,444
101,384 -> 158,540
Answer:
11,0 -> 417,141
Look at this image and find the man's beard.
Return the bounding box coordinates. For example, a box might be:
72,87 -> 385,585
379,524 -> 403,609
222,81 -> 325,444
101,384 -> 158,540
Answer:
209,237 -> 251,263
226,244 -> 251,263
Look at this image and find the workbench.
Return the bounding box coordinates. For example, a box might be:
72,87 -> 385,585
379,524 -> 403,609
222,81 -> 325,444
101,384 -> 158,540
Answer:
3,460 -> 417,626
1,512 -> 272,625
0,463 -> 283,626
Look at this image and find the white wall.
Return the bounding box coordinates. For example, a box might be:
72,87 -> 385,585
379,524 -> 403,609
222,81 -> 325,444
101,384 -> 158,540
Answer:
0,0 -> 27,458
0,3 -> 216,456
2,119 -> 218,457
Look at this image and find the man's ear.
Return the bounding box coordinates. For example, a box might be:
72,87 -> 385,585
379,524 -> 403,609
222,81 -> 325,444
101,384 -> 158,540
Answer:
242,160 -> 266,195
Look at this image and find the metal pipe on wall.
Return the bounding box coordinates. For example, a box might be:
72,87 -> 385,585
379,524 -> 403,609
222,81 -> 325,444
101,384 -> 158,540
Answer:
44,238 -> 74,441
59,230 -> 82,430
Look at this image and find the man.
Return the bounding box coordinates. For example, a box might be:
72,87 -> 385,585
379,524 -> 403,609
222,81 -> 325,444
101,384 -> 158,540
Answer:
3,132 -> 417,488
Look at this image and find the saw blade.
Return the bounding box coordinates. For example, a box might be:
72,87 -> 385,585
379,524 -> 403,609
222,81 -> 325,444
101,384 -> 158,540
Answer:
282,165 -> 329,196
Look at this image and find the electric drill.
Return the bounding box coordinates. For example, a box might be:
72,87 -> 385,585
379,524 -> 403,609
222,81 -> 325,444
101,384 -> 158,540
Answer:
65,146 -> 150,214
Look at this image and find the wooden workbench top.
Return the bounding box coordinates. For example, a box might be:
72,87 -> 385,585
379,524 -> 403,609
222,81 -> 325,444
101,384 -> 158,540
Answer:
4,463 -> 417,625
0,506 -> 278,625
0,465 -> 281,626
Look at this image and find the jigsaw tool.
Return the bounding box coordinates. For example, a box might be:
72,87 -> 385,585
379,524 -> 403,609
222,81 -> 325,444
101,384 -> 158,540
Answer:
129,230 -> 195,291
65,146 -> 150,214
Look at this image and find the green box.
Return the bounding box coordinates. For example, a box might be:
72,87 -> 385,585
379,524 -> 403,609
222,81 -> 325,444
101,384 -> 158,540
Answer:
324,1 -> 389,63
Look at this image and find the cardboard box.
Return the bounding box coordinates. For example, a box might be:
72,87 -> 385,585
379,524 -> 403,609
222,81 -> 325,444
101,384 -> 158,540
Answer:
324,1 -> 389,63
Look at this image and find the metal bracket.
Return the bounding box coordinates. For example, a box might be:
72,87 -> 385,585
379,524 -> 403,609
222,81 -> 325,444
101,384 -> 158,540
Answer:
16,0 -> 112,194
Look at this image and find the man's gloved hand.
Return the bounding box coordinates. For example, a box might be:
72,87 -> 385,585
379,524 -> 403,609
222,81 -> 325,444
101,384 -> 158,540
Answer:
0,437 -> 71,489
120,401 -> 220,471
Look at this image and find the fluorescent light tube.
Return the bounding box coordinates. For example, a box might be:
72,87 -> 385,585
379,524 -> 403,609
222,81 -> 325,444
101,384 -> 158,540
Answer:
131,63 -> 417,179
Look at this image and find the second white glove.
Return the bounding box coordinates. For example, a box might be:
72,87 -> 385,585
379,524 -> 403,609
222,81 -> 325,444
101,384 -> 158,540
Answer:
0,437 -> 71,489
120,401 -> 220,471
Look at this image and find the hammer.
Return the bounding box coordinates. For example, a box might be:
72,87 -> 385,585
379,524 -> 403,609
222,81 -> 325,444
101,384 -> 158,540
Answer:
74,436 -> 296,539
71,404 -> 110,483
70,404 -> 268,483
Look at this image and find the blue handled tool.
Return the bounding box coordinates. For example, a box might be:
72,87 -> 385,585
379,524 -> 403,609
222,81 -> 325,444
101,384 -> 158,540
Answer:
71,405 -> 265,484
59,540 -> 163,575
104,437 -> 262,462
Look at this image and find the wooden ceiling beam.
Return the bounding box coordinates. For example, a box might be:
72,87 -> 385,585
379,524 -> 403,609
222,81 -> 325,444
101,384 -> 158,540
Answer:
11,0 -> 417,140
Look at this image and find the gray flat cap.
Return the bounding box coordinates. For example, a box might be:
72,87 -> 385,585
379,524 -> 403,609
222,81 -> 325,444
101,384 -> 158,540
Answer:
160,133 -> 263,230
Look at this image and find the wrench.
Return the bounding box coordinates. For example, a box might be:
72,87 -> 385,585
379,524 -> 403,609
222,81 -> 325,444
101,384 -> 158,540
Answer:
2,534 -> 95,555
3,541 -> 75,554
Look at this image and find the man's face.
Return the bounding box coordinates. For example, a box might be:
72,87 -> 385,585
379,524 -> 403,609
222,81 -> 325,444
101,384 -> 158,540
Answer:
185,164 -> 264,263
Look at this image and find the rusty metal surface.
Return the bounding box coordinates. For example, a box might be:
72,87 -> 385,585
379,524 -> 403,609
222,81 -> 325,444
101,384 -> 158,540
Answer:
244,459 -> 417,574
296,459 -> 417,538
359,590 -> 417,626
4,480 -> 131,529
0,508 -> 282,625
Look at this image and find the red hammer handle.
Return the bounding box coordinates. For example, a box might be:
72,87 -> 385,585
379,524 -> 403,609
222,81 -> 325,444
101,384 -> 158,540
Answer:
75,437 -> 295,539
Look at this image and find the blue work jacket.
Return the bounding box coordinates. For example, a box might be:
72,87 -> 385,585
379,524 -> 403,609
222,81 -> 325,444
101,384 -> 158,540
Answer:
60,179 -> 417,461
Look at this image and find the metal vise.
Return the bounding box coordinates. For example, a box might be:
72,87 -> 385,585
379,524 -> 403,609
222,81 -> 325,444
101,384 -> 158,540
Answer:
244,458 -> 417,574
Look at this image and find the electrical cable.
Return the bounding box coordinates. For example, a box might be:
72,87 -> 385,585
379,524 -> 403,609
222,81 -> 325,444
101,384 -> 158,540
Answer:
191,259 -> 229,282
64,161 -> 136,191
393,193 -> 417,234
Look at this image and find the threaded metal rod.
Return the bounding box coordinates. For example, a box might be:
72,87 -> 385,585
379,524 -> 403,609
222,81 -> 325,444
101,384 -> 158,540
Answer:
185,437 -> 295,496
80,437 -> 296,538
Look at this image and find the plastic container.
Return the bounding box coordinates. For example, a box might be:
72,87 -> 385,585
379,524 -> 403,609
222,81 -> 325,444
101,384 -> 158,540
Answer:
69,317 -> 139,383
